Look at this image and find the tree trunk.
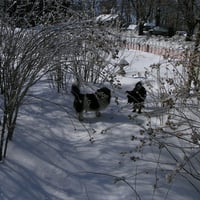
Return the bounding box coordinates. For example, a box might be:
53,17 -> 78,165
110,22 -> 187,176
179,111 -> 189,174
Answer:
138,21 -> 144,35
0,113 -> 7,161
7,105 -> 19,141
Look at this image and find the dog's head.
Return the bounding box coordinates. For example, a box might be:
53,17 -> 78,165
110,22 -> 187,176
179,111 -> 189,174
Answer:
96,87 -> 111,104
135,81 -> 143,90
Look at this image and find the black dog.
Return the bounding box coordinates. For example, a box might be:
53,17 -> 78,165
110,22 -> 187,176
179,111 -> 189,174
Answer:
71,83 -> 111,121
126,81 -> 147,113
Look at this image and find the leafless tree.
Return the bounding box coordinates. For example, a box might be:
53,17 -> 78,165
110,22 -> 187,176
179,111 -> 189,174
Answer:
177,0 -> 200,39
185,22 -> 200,93
119,0 -> 156,34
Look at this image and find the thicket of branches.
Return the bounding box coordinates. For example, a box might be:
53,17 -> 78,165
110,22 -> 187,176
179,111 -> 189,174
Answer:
48,23 -> 120,92
0,8 -> 120,160
0,21 -> 60,160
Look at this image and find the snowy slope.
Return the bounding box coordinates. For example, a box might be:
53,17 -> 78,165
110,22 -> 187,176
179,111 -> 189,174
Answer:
0,50 -> 199,200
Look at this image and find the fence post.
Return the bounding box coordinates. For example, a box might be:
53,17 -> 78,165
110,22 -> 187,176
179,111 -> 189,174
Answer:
146,44 -> 149,52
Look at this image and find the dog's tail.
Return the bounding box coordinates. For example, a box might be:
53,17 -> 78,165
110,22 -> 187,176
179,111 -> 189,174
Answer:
71,83 -> 82,102
71,83 -> 80,96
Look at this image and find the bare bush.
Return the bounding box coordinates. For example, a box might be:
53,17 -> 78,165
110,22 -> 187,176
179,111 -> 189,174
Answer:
0,12 -> 122,160
0,20 -> 69,160
135,46 -> 200,196
47,23 -> 122,93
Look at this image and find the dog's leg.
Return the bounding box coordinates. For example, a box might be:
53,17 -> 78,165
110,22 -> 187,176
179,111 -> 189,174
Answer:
78,112 -> 84,121
138,103 -> 143,113
132,103 -> 136,112
138,106 -> 142,113
96,111 -> 101,117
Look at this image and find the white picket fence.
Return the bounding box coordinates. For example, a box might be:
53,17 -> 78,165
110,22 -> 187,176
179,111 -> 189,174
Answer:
121,35 -> 194,59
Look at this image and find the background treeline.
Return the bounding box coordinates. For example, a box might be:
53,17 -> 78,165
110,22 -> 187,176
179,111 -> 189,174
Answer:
1,0 -> 200,36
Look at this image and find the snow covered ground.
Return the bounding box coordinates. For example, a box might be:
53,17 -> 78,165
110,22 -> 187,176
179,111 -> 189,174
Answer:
0,49 -> 199,200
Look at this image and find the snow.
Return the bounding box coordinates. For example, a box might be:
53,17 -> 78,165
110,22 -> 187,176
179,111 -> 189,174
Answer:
96,14 -> 119,23
127,24 -> 137,30
0,49 -> 199,200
